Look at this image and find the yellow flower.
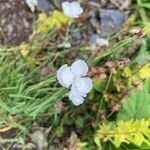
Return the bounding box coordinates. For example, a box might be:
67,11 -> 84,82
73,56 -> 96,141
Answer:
144,22 -> 150,36
94,119 -> 150,148
19,43 -> 30,58
37,10 -> 71,32
139,63 -> 150,79
38,13 -> 47,21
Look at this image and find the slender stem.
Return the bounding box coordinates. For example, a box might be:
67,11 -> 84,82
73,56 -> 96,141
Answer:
96,72 -> 113,123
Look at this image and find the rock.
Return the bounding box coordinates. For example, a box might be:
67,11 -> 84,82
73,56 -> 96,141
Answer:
111,0 -> 131,10
31,128 -> 48,150
90,8 -> 125,37
100,9 -> 125,37
63,42 -> 71,48
37,0 -> 52,12
71,31 -> 82,46
89,33 -> 109,53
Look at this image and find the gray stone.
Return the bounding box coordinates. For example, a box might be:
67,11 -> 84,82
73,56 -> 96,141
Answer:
100,9 -> 125,37
37,0 -> 51,12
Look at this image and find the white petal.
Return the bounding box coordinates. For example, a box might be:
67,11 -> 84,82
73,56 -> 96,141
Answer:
71,60 -> 88,77
74,77 -> 93,94
71,85 -> 87,97
26,0 -> 38,7
62,2 -> 83,18
62,2 -> 72,17
69,87 -> 85,106
57,64 -> 68,87
57,65 -> 74,88
70,2 -> 83,18
71,2 -> 83,13
61,67 -> 74,88
71,96 -> 84,106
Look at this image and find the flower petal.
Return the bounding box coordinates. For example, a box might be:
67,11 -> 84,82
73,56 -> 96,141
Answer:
25,0 -> 38,9
71,59 -> 88,77
62,1 -> 83,18
62,2 -> 72,17
70,2 -> 83,18
71,85 -> 87,97
74,77 -> 93,94
57,65 -> 74,88
69,86 -> 85,106
57,64 -> 67,87
61,67 -> 74,88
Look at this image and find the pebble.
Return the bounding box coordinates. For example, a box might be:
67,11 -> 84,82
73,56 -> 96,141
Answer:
37,0 -> 51,12
89,33 -> 109,53
100,9 -> 125,37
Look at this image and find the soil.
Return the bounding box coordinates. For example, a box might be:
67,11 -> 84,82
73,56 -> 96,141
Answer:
0,0 -> 33,45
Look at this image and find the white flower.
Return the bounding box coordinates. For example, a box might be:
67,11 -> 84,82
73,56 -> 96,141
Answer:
62,1 -> 83,18
57,60 -> 92,106
25,0 -> 38,12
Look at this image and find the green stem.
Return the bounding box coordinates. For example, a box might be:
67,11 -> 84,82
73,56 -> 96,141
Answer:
88,36 -> 137,66
96,73 -> 113,124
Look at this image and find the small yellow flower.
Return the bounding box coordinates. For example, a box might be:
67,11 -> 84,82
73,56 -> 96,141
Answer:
19,43 -> 30,58
144,22 -> 150,36
37,10 -> 71,32
139,63 -> 150,79
38,13 -> 47,21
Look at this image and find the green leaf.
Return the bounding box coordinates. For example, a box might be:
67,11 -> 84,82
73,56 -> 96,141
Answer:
139,3 -> 150,9
75,116 -> 84,128
56,126 -> 64,137
135,39 -> 150,64
94,80 -> 107,93
117,82 -> 150,121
